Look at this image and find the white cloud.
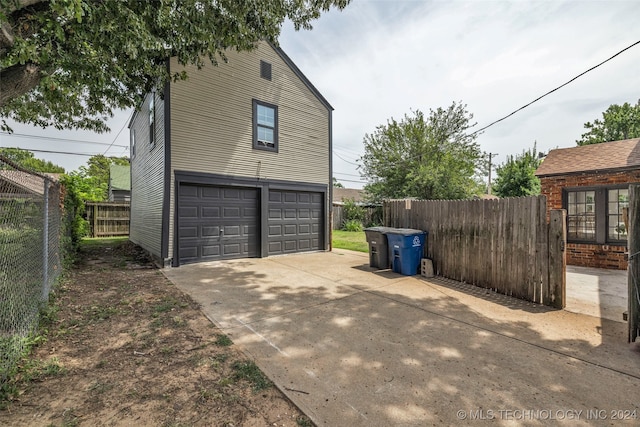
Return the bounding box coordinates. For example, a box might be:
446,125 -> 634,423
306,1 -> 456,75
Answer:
277,0 -> 640,188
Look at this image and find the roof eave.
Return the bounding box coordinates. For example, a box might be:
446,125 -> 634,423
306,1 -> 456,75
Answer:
536,165 -> 640,178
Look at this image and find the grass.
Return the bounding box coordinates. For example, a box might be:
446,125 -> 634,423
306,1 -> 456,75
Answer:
231,360 -> 272,392
332,230 -> 368,253
80,237 -> 129,248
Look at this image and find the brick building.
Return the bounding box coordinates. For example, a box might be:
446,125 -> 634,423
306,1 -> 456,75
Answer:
535,138 -> 640,269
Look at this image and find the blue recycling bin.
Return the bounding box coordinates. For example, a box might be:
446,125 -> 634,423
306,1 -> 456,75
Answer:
385,229 -> 426,276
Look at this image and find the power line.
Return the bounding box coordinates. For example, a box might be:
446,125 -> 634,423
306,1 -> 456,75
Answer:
334,151 -> 360,166
334,177 -> 368,184
0,131 -> 128,148
334,171 -> 363,178
103,111 -> 133,155
0,146 -> 127,157
472,39 -> 640,136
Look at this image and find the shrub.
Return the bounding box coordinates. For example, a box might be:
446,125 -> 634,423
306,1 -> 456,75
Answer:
342,198 -> 365,223
342,219 -> 363,232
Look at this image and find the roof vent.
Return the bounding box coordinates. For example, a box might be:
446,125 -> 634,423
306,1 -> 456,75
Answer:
260,60 -> 272,81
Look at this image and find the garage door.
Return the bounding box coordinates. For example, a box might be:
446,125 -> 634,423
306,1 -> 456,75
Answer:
178,184 -> 259,264
268,190 -> 323,255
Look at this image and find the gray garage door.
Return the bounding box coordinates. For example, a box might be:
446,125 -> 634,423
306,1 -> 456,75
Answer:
178,184 -> 259,264
268,190 -> 323,255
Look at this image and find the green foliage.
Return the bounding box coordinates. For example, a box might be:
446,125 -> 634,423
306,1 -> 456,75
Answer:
342,219 -> 363,232
232,360 -> 272,392
341,197 -> 366,230
342,197 -> 364,221
361,102 -> 484,202
0,148 -> 64,173
576,100 -> 640,145
60,154 -> 129,247
1,0 -> 350,132
333,177 -> 344,188
493,145 -> 541,198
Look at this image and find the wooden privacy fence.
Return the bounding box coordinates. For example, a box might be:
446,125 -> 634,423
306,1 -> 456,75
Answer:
86,202 -> 130,237
384,196 -> 566,308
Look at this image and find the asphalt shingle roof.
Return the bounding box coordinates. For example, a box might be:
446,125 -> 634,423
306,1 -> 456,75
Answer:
109,165 -> 131,191
535,138 -> 640,177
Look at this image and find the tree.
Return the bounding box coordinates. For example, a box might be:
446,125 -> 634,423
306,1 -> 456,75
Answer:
0,147 -> 64,172
69,154 -> 129,201
492,145 -> 541,198
0,0 -> 350,132
333,177 -> 344,188
576,100 -> 640,145
360,102 -> 484,201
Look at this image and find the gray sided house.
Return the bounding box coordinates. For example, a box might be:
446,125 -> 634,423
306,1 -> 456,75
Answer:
108,164 -> 131,202
129,41 -> 333,267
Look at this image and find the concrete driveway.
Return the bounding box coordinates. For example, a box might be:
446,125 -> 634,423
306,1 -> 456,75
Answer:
163,249 -> 640,426
566,265 -> 628,323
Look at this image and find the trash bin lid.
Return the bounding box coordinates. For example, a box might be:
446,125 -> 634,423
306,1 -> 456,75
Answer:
384,228 -> 425,236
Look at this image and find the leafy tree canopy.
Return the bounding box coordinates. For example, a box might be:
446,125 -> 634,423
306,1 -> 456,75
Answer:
576,100 -> 640,145
0,0 -> 350,132
65,154 -> 129,202
492,145 -> 541,198
333,177 -> 344,188
360,102 -> 484,201
0,147 -> 65,172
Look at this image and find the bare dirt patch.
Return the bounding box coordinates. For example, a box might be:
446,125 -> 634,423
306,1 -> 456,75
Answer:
2,240 -> 310,427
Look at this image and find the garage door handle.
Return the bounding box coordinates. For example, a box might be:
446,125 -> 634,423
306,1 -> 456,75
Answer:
219,229 -> 224,238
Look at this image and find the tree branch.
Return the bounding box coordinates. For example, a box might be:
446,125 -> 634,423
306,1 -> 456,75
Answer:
0,62 -> 41,107
2,0 -> 48,15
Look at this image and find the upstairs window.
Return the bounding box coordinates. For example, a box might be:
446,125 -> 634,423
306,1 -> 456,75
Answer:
253,100 -> 278,152
131,129 -> 136,158
149,94 -> 155,148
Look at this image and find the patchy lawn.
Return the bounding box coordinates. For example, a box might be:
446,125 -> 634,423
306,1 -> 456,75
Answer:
1,239 -> 310,426
332,230 -> 368,253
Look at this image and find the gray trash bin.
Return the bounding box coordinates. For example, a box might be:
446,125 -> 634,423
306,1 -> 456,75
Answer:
364,226 -> 394,269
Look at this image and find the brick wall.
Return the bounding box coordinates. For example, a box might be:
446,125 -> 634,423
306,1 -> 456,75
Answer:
566,243 -> 627,269
539,169 -> 640,270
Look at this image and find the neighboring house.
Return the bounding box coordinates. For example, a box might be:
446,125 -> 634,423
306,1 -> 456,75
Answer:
535,138 -> 640,269
332,188 -> 366,206
108,164 -> 131,202
129,41 -> 332,267
0,170 -> 60,199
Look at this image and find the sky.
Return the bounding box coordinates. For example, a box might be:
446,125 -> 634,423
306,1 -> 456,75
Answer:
1,0 -> 639,189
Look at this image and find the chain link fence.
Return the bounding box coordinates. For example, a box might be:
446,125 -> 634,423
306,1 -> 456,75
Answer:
0,156 -> 64,387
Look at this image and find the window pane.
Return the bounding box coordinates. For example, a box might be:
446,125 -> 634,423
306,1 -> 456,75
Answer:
607,188 -> 628,241
257,105 -> 274,127
585,191 -> 595,203
566,190 -> 596,240
257,126 -> 274,146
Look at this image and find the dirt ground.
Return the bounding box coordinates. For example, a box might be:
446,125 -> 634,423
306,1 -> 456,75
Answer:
2,239 -> 310,427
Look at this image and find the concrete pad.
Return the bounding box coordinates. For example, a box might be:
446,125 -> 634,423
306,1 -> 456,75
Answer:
163,250 -> 640,426
566,265 -> 628,322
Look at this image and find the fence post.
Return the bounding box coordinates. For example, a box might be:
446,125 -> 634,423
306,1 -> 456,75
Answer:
42,178 -> 49,301
628,184 -> 640,342
548,209 -> 566,309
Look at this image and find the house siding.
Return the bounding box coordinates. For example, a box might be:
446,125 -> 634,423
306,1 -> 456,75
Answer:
168,41 -> 331,259
129,91 -> 166,260
540,169 -> 640,269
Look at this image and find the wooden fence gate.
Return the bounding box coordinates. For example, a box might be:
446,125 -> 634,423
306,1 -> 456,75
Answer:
384,196 -> 566,308
85,202 -> 130,238
628,185 -> 640,342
